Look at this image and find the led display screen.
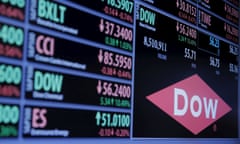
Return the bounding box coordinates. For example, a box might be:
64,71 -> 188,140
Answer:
0,0 -> 239,143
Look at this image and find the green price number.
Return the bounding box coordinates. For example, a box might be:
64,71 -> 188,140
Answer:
96,111 -> 130,128
0,104 -> 19,124
0,64 -> 22,85
0,24 -> 24,46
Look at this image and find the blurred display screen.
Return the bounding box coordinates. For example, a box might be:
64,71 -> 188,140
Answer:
0,0 -> 239,143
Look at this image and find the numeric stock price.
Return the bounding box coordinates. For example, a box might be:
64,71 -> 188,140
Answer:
98,49 -> 132,70
99,19 -> 133,42
229,63 -> 238,73
209,56 -> 220,68
95,111 -> 130,128
0,64 -> 21,85
0,104 -> 19,124
176,0 -> 196,17
0,24 -> 24,46
176,22 -> 197,39
102,0 -> 134,14
96,80 -> 131,98
184,48 -> 196,61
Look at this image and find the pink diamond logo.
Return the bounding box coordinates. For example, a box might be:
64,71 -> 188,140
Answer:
146,74 -> 232,135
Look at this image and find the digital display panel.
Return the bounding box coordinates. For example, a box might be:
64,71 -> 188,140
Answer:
23,106 -> 130,137
133,0 -> 238,138
0,0 -> 239,143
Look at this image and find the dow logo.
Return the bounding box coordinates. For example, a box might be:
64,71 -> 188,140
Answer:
146,74 -> 231,135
